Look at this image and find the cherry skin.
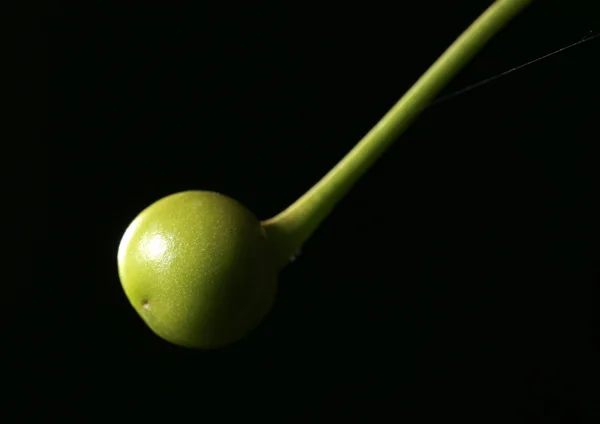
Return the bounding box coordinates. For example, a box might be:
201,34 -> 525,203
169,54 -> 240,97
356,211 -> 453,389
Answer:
117,191 -> 278,349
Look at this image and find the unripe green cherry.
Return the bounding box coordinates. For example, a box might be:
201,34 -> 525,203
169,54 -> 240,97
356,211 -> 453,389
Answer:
117,191 -> 278,349
116,0 -> 532,349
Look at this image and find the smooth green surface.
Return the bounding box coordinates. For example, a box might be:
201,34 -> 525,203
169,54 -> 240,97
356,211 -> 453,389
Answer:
118,0 -> 533,349
118,191 -> 277,349
262,0 -> 533,269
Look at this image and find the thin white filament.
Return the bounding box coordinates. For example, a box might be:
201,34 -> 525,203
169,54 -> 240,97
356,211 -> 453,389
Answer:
428,31 -> 600,108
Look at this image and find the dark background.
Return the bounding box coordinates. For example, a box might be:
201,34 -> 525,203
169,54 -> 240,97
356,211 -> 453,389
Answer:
16,0 -> 600,419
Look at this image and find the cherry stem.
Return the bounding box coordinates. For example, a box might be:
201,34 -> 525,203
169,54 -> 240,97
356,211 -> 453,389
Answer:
261,0 -> 533,270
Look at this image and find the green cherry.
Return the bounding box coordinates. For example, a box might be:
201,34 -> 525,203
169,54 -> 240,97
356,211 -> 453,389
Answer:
117,0 -> 533,349
117,191 -> 277,349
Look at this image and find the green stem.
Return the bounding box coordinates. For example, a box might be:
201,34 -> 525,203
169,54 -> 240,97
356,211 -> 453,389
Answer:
261,0 -> 533,270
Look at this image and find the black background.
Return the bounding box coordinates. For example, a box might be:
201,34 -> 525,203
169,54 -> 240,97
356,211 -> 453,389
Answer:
15,0 -> 600,419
